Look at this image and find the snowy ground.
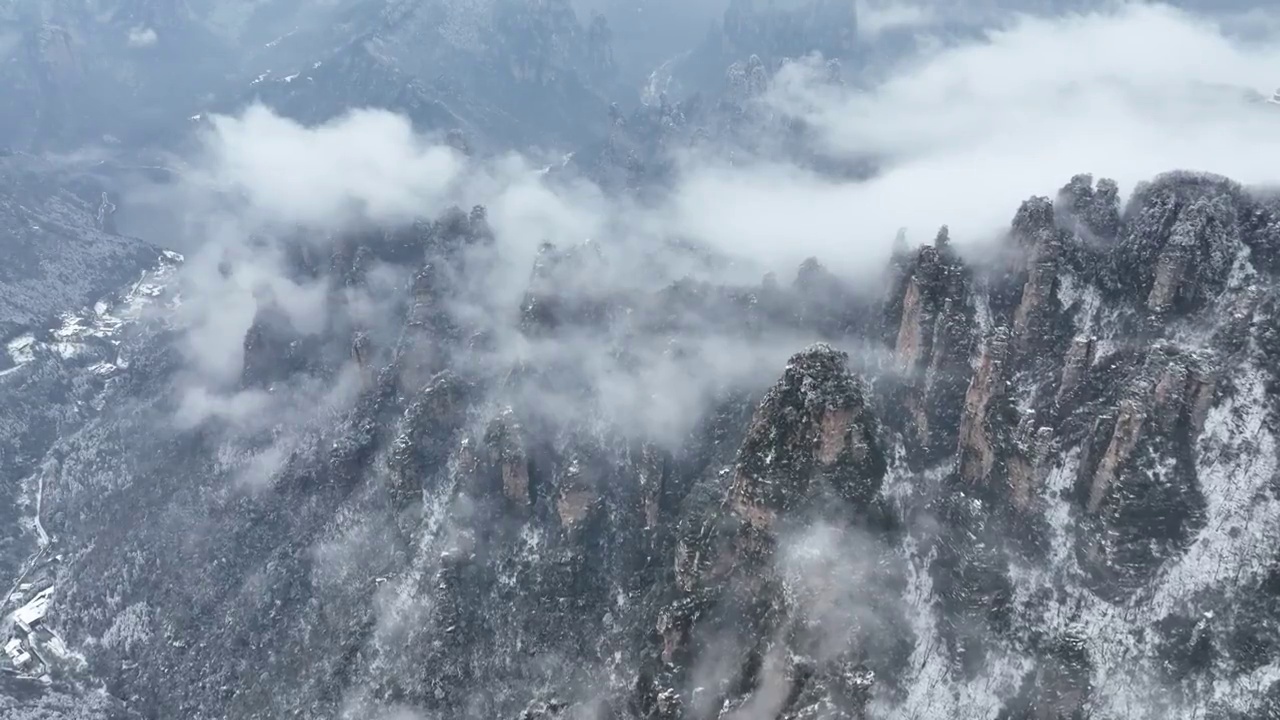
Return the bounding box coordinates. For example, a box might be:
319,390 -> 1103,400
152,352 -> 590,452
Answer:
0,251 -> 183,680
1,251 -> 182,378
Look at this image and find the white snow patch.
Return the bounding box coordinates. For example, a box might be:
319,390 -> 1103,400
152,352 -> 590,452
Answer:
1148,363 -> 1279,614
642,57 -> 681,106
988,355 -> 1280,719
2,334 -> 37,376
1056,271 -> 1080,309
88,361 -> 118,376
49,342 -> 82,359
264,29 -> 297,48
43,633 -> 68,658
973,284 -> 993,337
875,535 -> 1030,719
1074,285 -> 1103,335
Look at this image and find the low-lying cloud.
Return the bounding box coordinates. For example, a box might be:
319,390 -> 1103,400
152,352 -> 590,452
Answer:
196,106 -> 467,231
855,0 -> 940,39
686,2 -> 1280,272
185,4 -> 1280,283
152,2 -> 1280,462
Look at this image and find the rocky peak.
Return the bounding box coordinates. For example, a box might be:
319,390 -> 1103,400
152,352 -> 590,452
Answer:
1242,193 -> 1280,274
1055,173 -> 1121,242
1010,220 -> 1064,352
887,231 -> 966,374
1055,334 -> 1097,410
881,227 -> 974,462
1113,172 -> 1248,315
729,343 -> 884,526
791,257 -> 864,337
386,370 -> 474,507
240,304 -> 322,389
1012,195 -> 1057,247
483,408 -> 532,510
663,345 -> 908,720
519,239 -> 615,334
725,53 -> 770,102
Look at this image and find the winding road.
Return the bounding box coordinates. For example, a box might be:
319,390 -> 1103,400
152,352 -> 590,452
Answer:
3,468 -> 50,615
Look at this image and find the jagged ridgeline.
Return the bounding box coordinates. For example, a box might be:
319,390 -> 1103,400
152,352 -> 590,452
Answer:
34,170 -> 1280,720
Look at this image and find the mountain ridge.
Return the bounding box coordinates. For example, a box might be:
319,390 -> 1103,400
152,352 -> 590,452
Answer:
0,168 -> 1274,719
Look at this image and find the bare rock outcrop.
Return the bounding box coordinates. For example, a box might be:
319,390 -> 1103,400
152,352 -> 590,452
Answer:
883,227 -> 975,462
386,371 -> 474,508
1074,346 -> 1213,597
957,327 -> 1014,492
665,344 -> 907,719
1112,173 -> 1247,315
1055,173 -> 1121,242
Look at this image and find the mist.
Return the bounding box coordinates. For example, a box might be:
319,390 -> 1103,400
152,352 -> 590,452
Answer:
182,4 -> 1280,277
145,1 -> 1280,458
6,1 -> 1280,719
681,2 -> 1280,272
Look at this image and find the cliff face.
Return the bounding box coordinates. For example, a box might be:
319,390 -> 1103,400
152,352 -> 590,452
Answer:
882,229 -> 976,467
6,169 -> 1280,720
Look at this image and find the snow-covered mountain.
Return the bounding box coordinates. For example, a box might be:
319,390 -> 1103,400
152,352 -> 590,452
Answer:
0,167 -> 1277,719
3,2 -> 1280,720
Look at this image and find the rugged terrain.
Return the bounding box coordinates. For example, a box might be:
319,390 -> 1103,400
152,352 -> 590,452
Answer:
2,2 -> 1280,720
0,0 -> 624,153
0,168 -> 1275,719
0,153 -> 159,339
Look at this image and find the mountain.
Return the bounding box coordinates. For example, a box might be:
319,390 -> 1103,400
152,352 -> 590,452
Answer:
638,0 -> 857,105
0,168 -> 1273,719
4,2 -> 1280,720
720,0 -> 858,60
0,160 -> 172,718
235,0 -> 618,150
0,0 -> 240,150
0,0 -> 622,154
0,152 -> 160,340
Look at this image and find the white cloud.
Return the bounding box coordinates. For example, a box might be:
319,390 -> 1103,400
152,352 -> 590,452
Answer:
127,27 -> 158,48
155,2 -> 1280,442
674,3 -> 1280,273
160,106 -> 477,431
172,228 -> 329,389
197,105 -> 467,231
855,0 -> 939,39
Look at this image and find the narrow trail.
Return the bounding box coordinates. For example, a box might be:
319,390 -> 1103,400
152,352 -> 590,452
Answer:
33,469 -> 47,549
